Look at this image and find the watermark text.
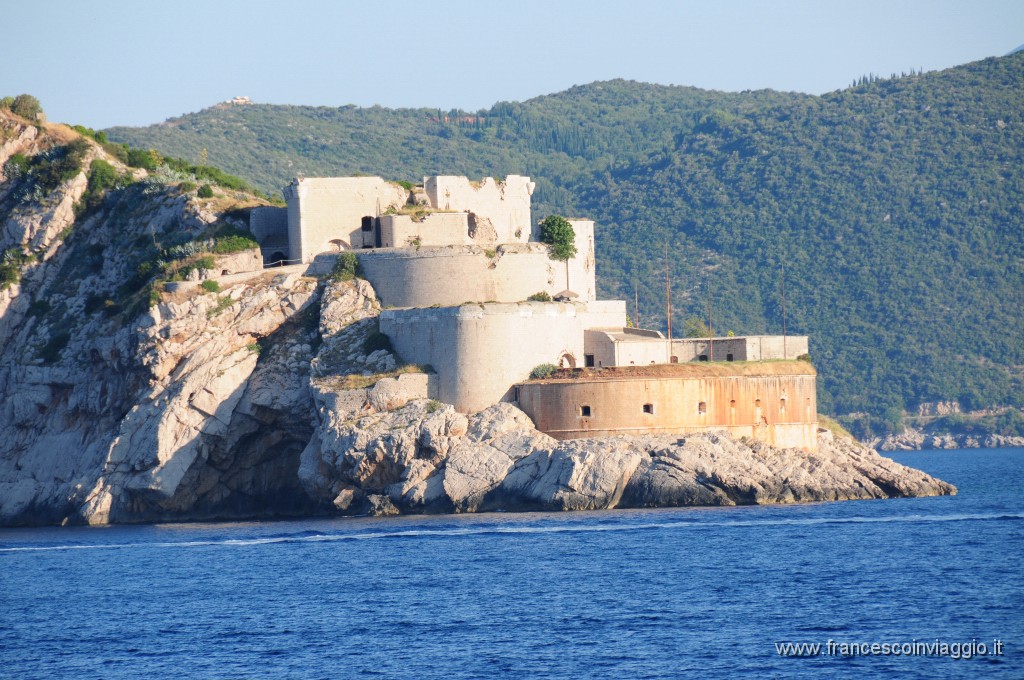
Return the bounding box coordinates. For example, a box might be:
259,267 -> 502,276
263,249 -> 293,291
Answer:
775,638 -> 1004,660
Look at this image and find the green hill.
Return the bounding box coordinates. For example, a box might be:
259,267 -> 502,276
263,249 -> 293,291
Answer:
106,54 -> 1024,436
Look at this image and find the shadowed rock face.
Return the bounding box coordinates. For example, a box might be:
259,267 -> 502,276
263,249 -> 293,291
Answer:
300,401 -> 957,517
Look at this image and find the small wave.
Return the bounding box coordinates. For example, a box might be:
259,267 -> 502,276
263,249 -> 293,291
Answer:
2,511 -> 1020,554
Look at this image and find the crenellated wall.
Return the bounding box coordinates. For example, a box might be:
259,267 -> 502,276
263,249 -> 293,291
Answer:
517,363 -> 819,451
380,301 -> 628,412
423,175 -> 534,243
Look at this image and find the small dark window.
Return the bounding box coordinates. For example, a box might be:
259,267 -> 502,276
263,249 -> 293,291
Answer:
643,403 -> 654,414
360,216 -> 373,232
513,387 -> 520,402
755,399 -> 761,408
581,405 -> 591,417
670,355 -> 678,364
730,399 -> 736,409
585,354 -> 595,368
780,398 -> 787,412
726,353 -> 734,362
698,355 -> 708,362
698,401 -> 707,414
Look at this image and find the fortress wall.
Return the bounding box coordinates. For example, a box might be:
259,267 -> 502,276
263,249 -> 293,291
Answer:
284,177 -> 408,263
380,301 -> 627,412
379,213 -> 472,248
248,207 -> 288,244
669,336 -> 810,362
564,219 -> 596,300
670,337 -> 749,362
423,175 -> 534,243
747,335 -> 809,360
358,245 -> 598,307
517,372 -> 819,451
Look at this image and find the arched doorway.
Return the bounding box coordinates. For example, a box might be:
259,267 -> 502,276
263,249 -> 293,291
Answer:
559,352 -> 577,369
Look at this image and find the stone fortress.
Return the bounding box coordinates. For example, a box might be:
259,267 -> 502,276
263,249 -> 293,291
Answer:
250,175 -> 818,451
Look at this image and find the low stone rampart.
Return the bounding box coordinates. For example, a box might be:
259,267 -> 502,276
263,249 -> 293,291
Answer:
517,365 -> 819,451
360,245 -> 572,307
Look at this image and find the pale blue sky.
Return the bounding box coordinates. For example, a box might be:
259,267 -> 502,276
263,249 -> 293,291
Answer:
2,0 -> 1021,130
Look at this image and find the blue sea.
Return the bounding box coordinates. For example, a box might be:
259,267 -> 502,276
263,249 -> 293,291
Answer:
1,449 -> 1021,679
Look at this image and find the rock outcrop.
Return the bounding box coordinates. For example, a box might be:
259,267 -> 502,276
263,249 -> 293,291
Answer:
299,400 -> 956,516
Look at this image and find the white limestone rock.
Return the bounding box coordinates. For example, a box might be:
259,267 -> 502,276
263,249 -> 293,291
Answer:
302,401 -> 956,517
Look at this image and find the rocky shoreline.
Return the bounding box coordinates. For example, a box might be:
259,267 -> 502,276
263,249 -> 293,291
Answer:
869,428 -> 1024,452
300,400 -> 956,517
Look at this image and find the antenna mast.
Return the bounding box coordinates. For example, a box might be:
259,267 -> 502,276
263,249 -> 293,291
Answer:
634,284 -> 640,329
781,263 -> 788,358
707,274 -> 714,362
665,243 -> 672,357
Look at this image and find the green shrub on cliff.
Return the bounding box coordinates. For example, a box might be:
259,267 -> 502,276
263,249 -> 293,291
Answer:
529,363 -> 558,379
0,249 -> 33,291
330,252 -> 361,282
11,139 -> 92,196
211,233 -> 259,254
75,159 -> 125,216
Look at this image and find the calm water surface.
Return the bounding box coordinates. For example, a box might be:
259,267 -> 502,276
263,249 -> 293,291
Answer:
1,448 -> 1021,679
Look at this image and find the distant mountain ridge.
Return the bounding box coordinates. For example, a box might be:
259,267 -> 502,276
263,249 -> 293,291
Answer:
106,53 -> 1024,437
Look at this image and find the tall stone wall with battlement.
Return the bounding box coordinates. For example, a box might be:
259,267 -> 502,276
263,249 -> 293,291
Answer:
565,219 -> 596,300
284,177 -> 408,263
423,175 -> 534,243
380,301 -> 627,412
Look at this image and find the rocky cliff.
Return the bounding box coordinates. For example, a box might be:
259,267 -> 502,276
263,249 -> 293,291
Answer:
0,113 -> 956,527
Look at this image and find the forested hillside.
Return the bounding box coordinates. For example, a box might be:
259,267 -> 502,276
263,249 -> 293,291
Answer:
106,53 -> 1024,435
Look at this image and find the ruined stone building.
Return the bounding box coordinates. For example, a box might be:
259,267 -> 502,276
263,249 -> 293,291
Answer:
250,175 -> 817,451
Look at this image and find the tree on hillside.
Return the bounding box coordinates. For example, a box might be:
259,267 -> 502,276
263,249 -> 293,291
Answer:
8,94 -> 42,120
539,215 -> 577,261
